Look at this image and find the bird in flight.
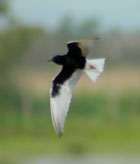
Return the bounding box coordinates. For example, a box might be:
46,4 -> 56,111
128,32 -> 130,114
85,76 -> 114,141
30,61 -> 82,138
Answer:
49,38 -> 105,137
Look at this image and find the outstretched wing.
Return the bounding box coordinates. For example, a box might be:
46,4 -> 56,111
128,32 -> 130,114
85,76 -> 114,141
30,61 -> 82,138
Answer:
50,68 -> 83,137
67,38 -> 99,57
67,42 -> 82,57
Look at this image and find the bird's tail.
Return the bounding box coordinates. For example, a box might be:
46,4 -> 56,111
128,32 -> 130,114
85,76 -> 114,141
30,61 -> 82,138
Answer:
84,58 -> 105,82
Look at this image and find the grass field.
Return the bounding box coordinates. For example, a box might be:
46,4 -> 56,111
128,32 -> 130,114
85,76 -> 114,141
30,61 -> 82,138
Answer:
0,68 -> 140,164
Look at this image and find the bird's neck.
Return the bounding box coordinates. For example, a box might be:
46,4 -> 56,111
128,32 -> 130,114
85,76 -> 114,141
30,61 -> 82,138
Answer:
54,55 -> 66,65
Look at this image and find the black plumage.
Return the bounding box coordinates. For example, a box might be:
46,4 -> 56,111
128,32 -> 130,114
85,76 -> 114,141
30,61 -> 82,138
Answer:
51,43 -> 86,97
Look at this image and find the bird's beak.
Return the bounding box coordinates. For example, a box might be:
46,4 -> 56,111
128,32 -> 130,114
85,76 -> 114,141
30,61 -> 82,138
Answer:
48,59 -> 52,62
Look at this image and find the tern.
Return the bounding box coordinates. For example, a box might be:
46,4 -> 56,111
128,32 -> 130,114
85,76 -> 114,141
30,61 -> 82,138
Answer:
49,38 -> 105,137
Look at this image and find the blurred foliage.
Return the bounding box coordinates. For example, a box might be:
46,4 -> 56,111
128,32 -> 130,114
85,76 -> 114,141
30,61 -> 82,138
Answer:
0,1 -> 140,163
0,26 -> 44,76
0,0 -> 15,26
0,26 -> 45,116
0,0 -> 46,119
0,0 -> 8,15
1,90 -> 140,121
0,91 -> 140,163
0,0 -> 45,76
56,16 -> 99,40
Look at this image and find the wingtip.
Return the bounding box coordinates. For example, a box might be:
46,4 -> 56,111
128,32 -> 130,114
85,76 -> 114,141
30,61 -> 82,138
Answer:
57,130 -> 63,138
58,133 -> 63,138
67,37 -> 100,44
54,125 -> 63,138
54,124 -> 64,138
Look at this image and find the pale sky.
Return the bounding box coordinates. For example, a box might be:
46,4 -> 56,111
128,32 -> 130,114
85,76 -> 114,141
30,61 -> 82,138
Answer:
10,0 -> 140,32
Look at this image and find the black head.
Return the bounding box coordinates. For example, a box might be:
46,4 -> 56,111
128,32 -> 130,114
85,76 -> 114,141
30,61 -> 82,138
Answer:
48,55 -> 64,65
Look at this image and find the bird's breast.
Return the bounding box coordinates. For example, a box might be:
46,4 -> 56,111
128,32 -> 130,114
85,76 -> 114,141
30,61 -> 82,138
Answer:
64,56 -> 86,69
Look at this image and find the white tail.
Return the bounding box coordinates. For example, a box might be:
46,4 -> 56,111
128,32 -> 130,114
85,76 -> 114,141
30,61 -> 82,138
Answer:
85,58 -> 105,82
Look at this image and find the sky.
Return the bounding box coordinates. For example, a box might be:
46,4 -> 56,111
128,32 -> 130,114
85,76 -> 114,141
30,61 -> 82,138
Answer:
10,0 -> 140,32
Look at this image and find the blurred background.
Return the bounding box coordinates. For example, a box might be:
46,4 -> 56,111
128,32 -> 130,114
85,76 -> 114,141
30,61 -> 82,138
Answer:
0,0 -> 140,163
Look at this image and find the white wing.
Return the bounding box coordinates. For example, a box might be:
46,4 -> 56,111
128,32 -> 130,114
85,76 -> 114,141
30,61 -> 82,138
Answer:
50,70 -> 83,137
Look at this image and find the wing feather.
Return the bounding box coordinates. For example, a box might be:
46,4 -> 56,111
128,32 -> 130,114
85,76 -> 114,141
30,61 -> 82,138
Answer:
50,70 -> 83,137
67,38 -> 99,57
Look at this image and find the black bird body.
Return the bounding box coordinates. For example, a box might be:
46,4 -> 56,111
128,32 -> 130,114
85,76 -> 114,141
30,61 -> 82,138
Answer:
52,54 -> 86,97
53,54 -> 86,68
49,39 -> 105,137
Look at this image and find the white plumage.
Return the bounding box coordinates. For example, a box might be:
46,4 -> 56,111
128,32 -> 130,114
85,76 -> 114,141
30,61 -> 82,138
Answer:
50,71 -> 82,137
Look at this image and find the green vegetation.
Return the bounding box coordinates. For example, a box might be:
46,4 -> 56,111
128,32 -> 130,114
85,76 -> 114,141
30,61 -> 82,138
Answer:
0,1 -> 140,164
0,90 -> 140,163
